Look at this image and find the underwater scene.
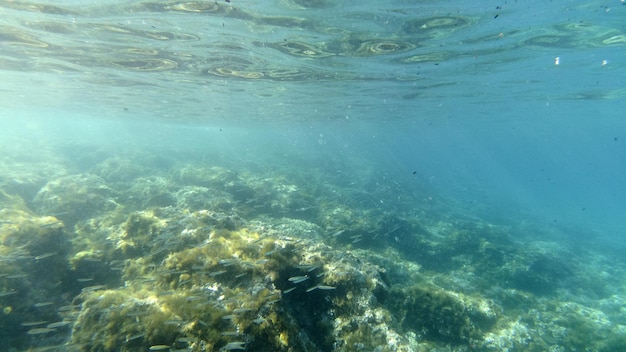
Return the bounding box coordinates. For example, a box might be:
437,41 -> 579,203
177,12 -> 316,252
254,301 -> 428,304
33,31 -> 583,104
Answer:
1,1 -> 626,351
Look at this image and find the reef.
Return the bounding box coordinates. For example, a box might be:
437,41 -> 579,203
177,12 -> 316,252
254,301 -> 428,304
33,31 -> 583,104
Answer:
1,150 -> 625,352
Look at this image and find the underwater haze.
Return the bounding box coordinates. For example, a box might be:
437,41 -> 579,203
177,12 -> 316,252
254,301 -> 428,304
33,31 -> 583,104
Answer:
1,1 -> 626,351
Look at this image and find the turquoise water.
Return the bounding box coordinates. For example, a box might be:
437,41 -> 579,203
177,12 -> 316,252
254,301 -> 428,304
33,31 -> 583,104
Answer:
1,1 -> 626,351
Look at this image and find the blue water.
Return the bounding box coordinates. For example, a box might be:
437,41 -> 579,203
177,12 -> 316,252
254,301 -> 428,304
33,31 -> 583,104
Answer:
8,100 -> 625,243
1,1 -> 626,351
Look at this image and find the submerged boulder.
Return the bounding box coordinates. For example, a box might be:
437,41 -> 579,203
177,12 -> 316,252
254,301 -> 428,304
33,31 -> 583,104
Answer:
33,174 -> 119,226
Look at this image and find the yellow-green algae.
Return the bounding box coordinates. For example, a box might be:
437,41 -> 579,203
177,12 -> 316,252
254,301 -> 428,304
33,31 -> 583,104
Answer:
70,224 -> 332,351
67,206 -> 500,352
33,174 -> 119,226
0,206 -> 73,349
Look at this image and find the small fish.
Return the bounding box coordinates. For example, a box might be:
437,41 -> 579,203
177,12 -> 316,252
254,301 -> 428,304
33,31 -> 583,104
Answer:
46,321 -> 71,329
126,311 -> 149,317
6,274 -> 27,279
185,295 -> 206,302
33,302 -> 54,308
164,319 -> 184,326
263,249 -> 278,257
34,252 -> 56,260
175,337 -> 195,343
294,206 -> 315,212
148,345 -> 171,351
288,275 -> 309,284
209,270 -> 227,277
374,225 -> 402,239
27,328 -> 56,335
218,258 -> 239,266
76,278 -> 94,282
126,333 -> 145,342
39,221 -> 63,229
221,341 -> 245,350
57,305 -> 79,312
296,264 -> 314,270
81,285 -> 106,292
21,321 -> 48,327
240,261 -> 255,268
283,287 -> 296,294
157,270 -> 187,275
306,285 -> 336,292
306,286 -> 319,293
331,229 -> 346,237
317,285 -> 336,290
232,307 -> 252,314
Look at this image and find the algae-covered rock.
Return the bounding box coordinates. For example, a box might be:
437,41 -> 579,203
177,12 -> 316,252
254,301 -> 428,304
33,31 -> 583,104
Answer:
33,174 -> 119,226
389,284 -> 482,344
67,217 -> 437,352
244,176 -> 315,218
70,225 -> 313,352
181,209 -> 245,232
174,165 -> 252,199
71,289 -> 183,352
109,210 -> 169,258
482,318 -> 534,351
0,156 -> 65,205
0,210 -> 73,349
547,301 -> 621,351
91,157 -> 151,183
496,241 -> 575,296
0,188 -> 32,213
175,186 -> 234,212
123,176 -> 177,209
249,217 -> 323,241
